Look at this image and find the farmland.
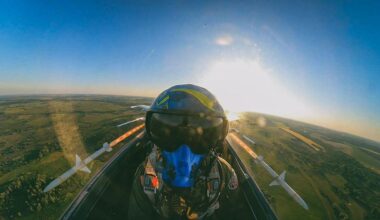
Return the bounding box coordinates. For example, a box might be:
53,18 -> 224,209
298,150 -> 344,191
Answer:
0,95 -> 151,219
0,96 -> 379,220
234,113 -> 380,220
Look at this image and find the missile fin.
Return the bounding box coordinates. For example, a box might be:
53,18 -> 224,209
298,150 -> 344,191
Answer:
270,171 -> 287,186
75,154 -> 83,167
269,179 -> 280,186
75,154 -> 91,173
79,166 -> 91,173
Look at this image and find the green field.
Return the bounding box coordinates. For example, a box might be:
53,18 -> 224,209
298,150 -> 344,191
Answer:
0,95 -> 151,219
0,96 -> 379,220
233,113 -> 380,220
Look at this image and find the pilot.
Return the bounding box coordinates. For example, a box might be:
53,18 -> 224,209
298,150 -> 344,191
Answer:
128,84 -> 239,219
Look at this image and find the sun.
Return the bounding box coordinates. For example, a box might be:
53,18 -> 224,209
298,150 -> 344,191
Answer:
197,58 -> 315,120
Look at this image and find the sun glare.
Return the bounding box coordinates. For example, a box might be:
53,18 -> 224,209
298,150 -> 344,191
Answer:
198,58 -> 315,120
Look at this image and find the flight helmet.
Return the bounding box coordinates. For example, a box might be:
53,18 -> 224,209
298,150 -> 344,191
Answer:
145,84 -> 229,188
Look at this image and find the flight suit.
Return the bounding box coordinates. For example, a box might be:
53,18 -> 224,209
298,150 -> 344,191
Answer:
127,144 -> 239,220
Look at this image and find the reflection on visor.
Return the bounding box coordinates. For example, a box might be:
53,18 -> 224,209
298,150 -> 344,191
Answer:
148,113 -> 225,154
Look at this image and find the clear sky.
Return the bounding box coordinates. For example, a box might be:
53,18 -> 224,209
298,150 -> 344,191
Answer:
1,0 -> 379,142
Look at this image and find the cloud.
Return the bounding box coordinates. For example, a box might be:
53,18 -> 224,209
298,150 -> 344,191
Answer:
215,35 -> 234,46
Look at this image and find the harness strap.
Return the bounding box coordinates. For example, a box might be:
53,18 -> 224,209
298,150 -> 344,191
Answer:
141,149 -> 228,219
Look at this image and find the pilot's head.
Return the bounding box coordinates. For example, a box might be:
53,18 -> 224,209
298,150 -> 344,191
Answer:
145,84 -> 229,188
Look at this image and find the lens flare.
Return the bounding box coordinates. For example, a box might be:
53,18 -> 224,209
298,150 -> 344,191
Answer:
198,58 -> 316,120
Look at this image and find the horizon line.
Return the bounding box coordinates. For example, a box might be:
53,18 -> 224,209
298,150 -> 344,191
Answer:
1,92 -> 379,144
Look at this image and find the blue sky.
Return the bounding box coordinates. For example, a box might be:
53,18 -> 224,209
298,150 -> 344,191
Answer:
0,0 -> 379,141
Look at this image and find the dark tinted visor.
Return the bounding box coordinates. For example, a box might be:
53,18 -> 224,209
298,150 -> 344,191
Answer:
148,113 -> 225,154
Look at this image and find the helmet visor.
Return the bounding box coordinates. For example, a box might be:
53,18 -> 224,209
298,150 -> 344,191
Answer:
148,113 -> 225,154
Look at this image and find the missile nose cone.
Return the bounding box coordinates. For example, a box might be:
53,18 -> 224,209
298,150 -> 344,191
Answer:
300,199 -> 309,210
293,192 -> 309,210
43,179 -> 60,192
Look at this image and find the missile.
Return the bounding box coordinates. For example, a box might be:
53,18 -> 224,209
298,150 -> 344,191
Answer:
269,171 -> 309,210
43,143 -> 112,192
44,124 -> 145,193
229,129 -> 255,144
228,133 -> 309,210
130,105 -> 150,111
228,133 -> 258,159
242,135 -> 255,145
117,117 -> 145,127
256,156 -> 309,210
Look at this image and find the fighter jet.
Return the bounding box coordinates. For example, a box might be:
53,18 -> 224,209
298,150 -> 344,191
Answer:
44,106 -> 308,220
